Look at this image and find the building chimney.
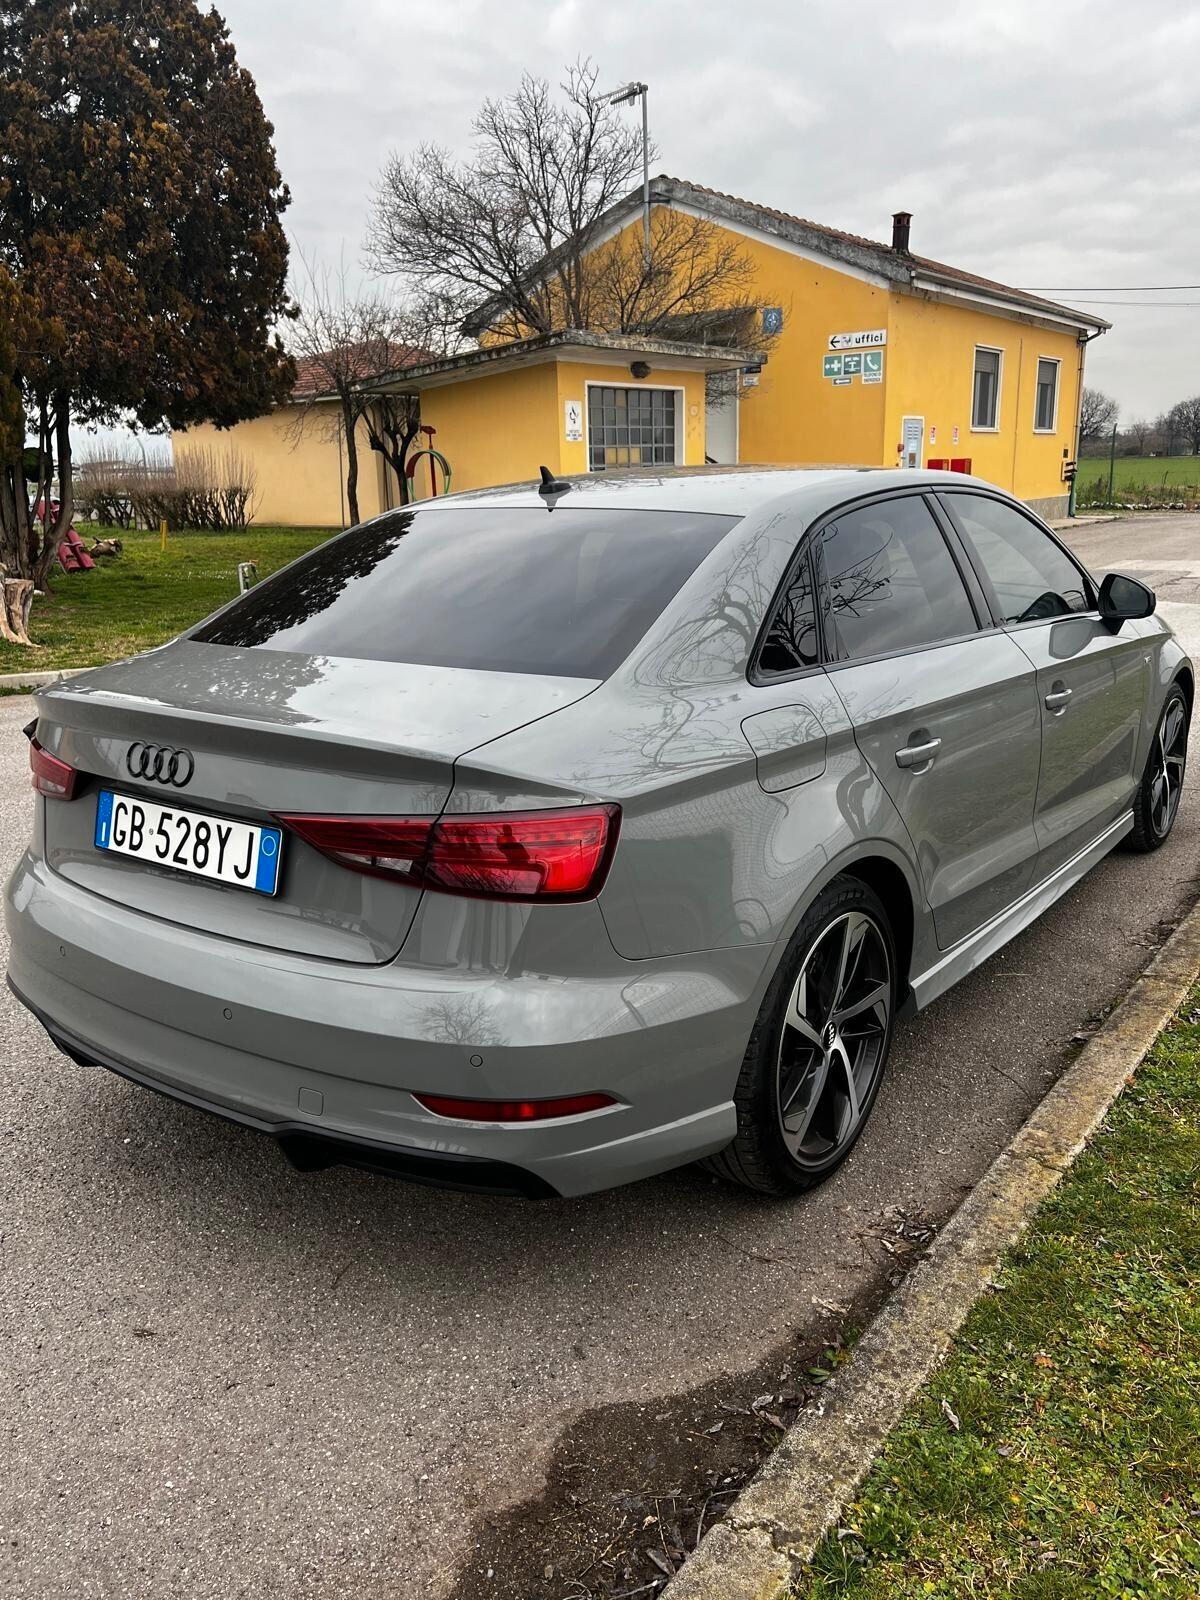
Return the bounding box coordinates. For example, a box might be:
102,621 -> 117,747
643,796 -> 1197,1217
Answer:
891,211 -> 912,253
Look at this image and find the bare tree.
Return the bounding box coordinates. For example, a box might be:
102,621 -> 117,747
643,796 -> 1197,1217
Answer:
368,63 -> 643,337
1169,396 -> 1200,456
360,293 -> 463,505
288,259 -> 441,524
1124,416 -> 1152,454
366,60 -> 771,370
1155,409 -> 1180,456
1079,386 -> 1119,445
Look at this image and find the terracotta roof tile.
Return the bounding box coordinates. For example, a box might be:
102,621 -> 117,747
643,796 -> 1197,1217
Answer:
291,342 -> 432,400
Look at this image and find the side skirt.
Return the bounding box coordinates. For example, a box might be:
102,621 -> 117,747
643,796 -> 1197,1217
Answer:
904,812 -> 1134,1014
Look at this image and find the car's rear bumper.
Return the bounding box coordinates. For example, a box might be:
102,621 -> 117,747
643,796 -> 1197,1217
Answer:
9,981 -> 558,1197
5,851 -> 767,1197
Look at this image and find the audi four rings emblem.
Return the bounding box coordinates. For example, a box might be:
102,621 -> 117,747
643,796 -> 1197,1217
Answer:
126,742 -> 195,787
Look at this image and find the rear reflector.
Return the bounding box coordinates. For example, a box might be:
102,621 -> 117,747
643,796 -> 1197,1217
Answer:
29,737 -> 79,800
413,1091 -> 617,1123
278,805 -> 619,901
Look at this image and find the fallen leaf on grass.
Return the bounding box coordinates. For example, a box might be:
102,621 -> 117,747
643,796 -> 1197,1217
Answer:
940,1398 -> 961,1433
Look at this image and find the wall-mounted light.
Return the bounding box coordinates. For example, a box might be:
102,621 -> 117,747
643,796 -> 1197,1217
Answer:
630,360 -> 651,379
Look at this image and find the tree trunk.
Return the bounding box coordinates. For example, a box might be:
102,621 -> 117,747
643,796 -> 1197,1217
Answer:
1,577 -> 34,645
341,399 -> 360,526
35,396 -> 73,590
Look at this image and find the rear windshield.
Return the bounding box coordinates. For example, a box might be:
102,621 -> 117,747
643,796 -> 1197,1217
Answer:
192,506 -> 738,678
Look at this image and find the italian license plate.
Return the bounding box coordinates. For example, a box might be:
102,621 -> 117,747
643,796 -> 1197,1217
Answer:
94,790 -> 283,896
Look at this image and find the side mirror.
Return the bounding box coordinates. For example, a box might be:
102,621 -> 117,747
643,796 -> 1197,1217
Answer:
1098,571 -> 1155,630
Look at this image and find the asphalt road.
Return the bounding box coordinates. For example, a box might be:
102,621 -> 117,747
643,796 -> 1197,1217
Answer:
3,512 -> 1199,1600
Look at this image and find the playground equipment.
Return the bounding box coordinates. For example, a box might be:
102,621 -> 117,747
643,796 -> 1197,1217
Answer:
404,424 -> 452,499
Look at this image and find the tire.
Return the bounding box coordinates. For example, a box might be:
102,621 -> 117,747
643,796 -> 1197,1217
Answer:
704,875 -> 897,1196
1125,683 -> 1189,854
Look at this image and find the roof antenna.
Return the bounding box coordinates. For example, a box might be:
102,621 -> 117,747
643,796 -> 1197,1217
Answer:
538,464 -> 572,506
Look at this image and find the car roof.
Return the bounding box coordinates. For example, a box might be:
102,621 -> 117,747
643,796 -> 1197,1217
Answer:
420,464 -> 1006,518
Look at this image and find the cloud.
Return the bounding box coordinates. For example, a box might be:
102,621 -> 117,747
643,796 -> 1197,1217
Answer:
178,0 -> 1200,421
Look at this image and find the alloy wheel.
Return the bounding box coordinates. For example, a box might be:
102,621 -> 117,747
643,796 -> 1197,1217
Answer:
776,910 -> 892,1170
1151,696 -> 1188,840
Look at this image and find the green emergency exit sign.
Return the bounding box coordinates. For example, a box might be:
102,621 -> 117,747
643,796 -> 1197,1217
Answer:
824,349 -> 886,383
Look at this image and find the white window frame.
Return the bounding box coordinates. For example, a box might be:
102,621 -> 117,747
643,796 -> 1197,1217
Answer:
584,380 -> 685,473
1033,355 -> 1061,434
970,345 -> 1004,433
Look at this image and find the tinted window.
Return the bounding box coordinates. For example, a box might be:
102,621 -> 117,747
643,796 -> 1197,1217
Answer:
948,494 -> 1090,623
820,496 -> 978,662
1034,358 -> 1058,431
757,549 -> 818,676
973,348 -> 1001,429
192,507 -> 737,679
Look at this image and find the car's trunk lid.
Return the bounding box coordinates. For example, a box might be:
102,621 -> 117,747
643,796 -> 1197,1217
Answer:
36,641 -> 597,964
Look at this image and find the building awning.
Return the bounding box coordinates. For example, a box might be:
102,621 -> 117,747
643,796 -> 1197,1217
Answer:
361,329 -> 765,395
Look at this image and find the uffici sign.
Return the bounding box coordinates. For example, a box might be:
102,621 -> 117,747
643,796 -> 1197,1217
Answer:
828,328 -> 887,350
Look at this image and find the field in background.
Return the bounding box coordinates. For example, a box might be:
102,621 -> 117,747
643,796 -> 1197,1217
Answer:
1076,454 -> 1200,507
0,524 -> 334,675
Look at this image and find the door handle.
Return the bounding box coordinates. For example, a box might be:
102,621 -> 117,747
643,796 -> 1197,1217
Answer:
1044,684 -> 1073,712
895,736 -> 942,771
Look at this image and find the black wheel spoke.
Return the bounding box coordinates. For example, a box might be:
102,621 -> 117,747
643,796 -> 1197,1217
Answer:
776,909 -> 891,1171
1145,692 -> 1189,842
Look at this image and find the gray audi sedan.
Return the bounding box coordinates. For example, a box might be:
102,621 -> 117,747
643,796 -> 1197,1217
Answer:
5,467 -> 1190,1197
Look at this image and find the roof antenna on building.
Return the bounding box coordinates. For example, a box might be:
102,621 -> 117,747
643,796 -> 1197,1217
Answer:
537,464 -> 572,506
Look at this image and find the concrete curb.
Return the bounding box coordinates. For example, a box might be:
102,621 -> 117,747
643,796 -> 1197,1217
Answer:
662,899 -> 1200,1600
0,668 -> 74,692
1048,513 -> 1119,530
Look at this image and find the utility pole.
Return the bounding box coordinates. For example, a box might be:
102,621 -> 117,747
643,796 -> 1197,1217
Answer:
1107,422 -> 1118,504
601,81 -> 651,267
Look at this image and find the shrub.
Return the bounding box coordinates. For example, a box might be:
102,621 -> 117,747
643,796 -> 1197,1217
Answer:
75,445 -> 258,531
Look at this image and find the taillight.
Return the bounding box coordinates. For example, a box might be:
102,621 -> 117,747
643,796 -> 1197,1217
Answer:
278,805 -> 619,902
275,815 -> 432,885
413,1091 -> 617,1122
29,737 -> 79,800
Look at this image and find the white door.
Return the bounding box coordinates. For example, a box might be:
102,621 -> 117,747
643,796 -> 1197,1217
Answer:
901,415 -> 924,469
705,387 -> 739,463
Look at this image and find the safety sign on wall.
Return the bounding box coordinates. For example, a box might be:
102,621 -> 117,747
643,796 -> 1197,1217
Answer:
564,400 -> 583,442
824,349 -> 885,383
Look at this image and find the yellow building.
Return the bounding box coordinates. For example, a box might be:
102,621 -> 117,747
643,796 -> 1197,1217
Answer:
177,177 -> 1108,526
176,330 -> 756,527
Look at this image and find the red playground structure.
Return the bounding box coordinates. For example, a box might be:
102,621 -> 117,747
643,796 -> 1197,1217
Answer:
37,500 -> 96,573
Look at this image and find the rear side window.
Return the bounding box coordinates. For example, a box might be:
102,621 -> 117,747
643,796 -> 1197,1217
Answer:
757,550 -> 819,677
819,496 -> 979,662
193,507 -> 737,679
946,493 -> 1091,623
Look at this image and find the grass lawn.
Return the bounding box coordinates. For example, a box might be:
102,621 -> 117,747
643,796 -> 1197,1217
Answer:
0,523 -> 335,675
1076,454 -> 1200,505
796,989 -> 1200,1600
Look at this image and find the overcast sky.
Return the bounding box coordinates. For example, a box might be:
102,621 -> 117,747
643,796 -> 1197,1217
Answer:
103,0 -> 1200,451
